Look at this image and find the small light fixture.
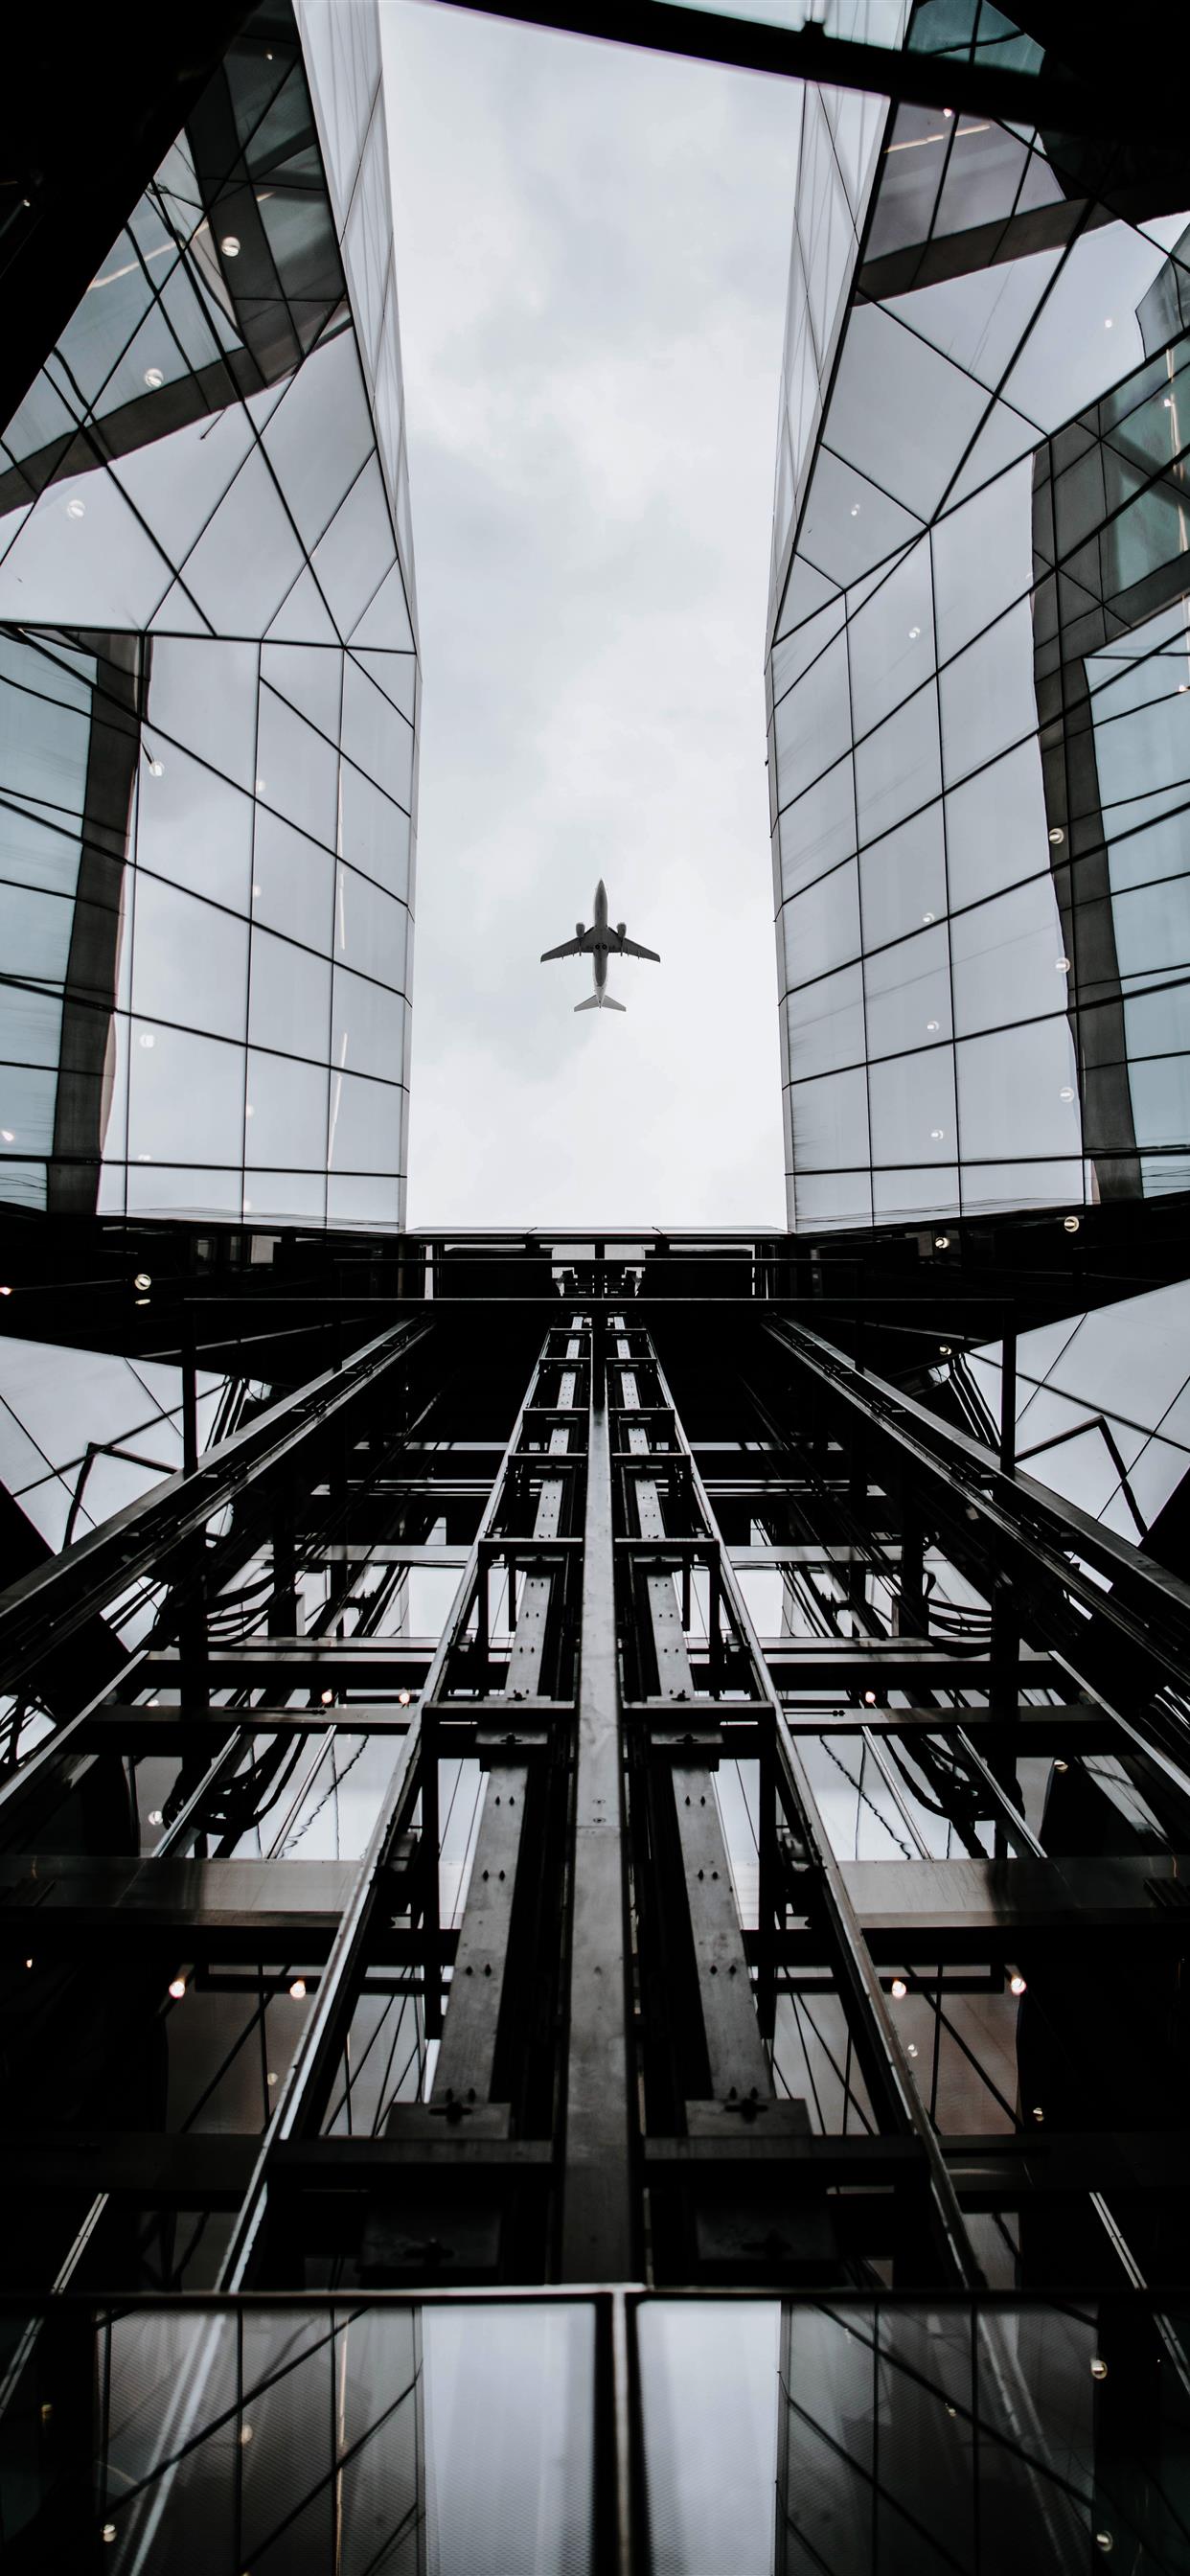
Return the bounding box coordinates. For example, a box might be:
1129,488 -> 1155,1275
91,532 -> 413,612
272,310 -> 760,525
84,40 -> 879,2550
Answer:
65,495 -> 85,519
267,2069 -> 278,2085
148,1809 -> 163,1827
134,1271 -> 151,1291
240,2422 -> 255,2446
255,776 -> 266,794
1054,1758 -> 1069,1774
25,1957 -> 33,1969
103,2527 -> 118,2545
942,106 -> 953,118
863,1690 -> 878,1706
890,1977 -> 907,2001
168,1975 -> 187,2001
1164,397 -> 1174,408
397,1688 -> 411,1707
1055,955 -> 1070,973
144,365 -> 164,389
1059,1085 -> 1075,1102
221,234 -> 241,257
1009,1970 -> 1027,1997
907,2041 -> 919,2057
940,1343 -> 952,1356
1104,317 -> 1113,330
1091,2356 -> 1108,2381
934,1233 -> 950,1250
923,909 -> 936,924
908,625 -> 921,639
1032,2104 -> 1044,2122
1048,826 -> 1064,844
0,1130 -> 13,1143
927,1018 -> 940,1032
139,1031 -> 155,1048
1179,681 -> 1189,693
850,502 -> 860,517
0,1286 -> 11,1298
320,1689 -> 334,1706
245,1103 -> 255,1118
288,1978 -> 307,2000
1064,1215 -> 1080,1234
930,1128 -> 945,1140
149,759 -> 164,777
1095,2537 -> 1113,2557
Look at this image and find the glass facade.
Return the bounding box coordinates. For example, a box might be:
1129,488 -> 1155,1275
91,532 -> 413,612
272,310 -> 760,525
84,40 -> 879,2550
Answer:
0,0 -> 417,1230
767,2 -> 1190,1228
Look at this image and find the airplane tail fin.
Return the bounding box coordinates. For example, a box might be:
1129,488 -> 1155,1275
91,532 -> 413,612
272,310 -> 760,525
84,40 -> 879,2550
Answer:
574,992 -> 627,1014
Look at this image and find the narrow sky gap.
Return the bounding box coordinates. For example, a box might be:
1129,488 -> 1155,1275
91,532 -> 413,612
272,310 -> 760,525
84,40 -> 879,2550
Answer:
382,0 -> 796,1224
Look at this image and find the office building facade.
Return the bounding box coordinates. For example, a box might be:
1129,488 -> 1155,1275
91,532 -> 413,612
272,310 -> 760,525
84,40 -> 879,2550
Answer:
768,7 -> 1190,1230
0,0 -> 418,1231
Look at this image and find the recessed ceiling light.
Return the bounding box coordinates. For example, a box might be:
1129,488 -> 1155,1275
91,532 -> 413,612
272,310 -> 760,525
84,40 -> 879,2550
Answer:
148,1809 -> 163,1826
144,366 -> 164,389
1032,2104 -> 1044,2122
134,1271 -> 151,1291
221,234 -> 240,257
890,1977 -> 907,2000
168,1975 -> 187,2000
267,2069 -> 278,2085
0,1130 -> 13,1143
942,106 -> 953,118
288,1979 -> 307,2000
397,1689 -> 412,1706
934,1233 -> 950,1249
1009,1970 -> 1027,1996
1048,826 -> 1064,844
0,1286 -> 11,1298
862,1690 -> 877,1706
103,2527 -> 118,2545
149,759 -> 164,777
65,495 -> 85,519
1091,2356 -> 1108,2380
940,1342 -> 951,1355
1064,1215 -> 1080,1233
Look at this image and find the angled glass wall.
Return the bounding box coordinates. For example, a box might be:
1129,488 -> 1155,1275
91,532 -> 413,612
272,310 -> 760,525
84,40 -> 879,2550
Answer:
767,2 -> 1190,1228
0,0 -> 417,1229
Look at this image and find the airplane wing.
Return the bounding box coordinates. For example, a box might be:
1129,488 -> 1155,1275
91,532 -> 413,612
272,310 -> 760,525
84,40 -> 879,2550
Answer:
617,936 -> 660,962
540,937 -> 585,962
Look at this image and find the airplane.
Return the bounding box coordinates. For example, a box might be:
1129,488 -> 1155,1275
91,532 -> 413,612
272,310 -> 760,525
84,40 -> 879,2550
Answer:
540,879 -> 660,1012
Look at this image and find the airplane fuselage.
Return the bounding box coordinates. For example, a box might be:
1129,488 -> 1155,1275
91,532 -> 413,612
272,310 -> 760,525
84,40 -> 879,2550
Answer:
590,880 -> 609,994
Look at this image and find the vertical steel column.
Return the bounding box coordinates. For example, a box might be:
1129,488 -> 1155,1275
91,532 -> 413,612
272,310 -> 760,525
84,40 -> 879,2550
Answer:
560,1314 -> 635,2282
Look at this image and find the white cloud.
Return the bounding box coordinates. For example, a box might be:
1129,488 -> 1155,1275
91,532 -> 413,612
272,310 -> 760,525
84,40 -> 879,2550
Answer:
381,0 -> 797,1225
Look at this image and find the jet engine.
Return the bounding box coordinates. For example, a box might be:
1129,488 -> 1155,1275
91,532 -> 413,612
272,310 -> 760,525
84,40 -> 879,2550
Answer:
616,921 -> 627,939
576,921 -> 585,936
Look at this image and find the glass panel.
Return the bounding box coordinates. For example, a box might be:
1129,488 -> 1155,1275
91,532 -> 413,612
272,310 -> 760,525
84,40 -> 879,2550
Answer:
638,2300 -> 781,2576
955,1018 -> 1082,1162
256,686 -> 339,847
939,599 -> 1040,787
130,874 -> 248,1042
328,1066 -> 403,1172
251,807 -> 335,952
868,1042 -> 957,1168
864,922 -> 952,1057
331,966 -> 404,1083
855,682 -> 941,847
126,1021 -> 244,1164
244,1046 -> 330,1168
134,741 -> 254,914
334,865 -> 408,990
858,801 -> 948,951
147,637 -> 259,790
248,929 -> 331,1062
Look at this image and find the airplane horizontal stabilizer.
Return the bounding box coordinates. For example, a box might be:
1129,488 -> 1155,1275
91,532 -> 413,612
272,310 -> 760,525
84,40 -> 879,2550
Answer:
574,995 -> 600,1012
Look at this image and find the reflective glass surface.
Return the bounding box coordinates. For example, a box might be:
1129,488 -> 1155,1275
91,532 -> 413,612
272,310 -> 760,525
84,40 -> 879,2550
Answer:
768,29 -> 1190,1224
0,0 -> 417,1228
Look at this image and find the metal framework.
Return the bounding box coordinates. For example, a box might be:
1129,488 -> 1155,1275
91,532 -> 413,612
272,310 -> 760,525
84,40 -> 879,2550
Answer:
2,1223 -> 1190,2561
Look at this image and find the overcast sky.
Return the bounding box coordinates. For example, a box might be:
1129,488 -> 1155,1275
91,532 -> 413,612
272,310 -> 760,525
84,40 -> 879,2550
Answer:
380,1 -> 799,1229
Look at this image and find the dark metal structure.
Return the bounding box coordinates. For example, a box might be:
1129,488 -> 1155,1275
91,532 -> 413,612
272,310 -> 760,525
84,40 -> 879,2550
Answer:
2,1216 -> 1190,2563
